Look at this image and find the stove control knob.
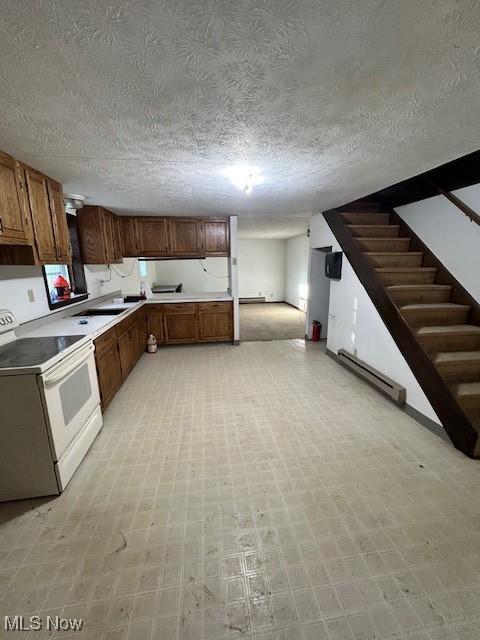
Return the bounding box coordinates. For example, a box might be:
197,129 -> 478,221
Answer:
0,318 -> 5,326
6,314 -> 13,324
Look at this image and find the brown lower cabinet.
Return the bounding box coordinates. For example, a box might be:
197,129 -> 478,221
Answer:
198,302 -> 233,341
95,301 -> 233,412
94,308 -> 148,411
148,301 -> 233,345
94,330 -> 123,411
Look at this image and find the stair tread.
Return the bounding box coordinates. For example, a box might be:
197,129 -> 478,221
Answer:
434,351 -> 480,363
376,267 -> 436,272
401,303 -> 469,310
348,224 -> 399,229
451,381 -> 480,396
416,325 -> 480,336
388,284 -> 450,290
366,252 -> 423,256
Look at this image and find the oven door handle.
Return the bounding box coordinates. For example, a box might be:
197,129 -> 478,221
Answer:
41,344 -> 95,389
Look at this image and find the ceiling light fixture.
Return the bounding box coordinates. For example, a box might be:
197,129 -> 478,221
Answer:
223,166 -> 264,195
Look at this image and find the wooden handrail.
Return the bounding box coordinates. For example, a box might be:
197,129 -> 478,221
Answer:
426,178 -> 480,226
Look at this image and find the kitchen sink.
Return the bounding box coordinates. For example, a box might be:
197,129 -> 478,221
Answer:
74,308 -> 127,316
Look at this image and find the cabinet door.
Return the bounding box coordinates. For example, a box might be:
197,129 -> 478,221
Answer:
0,151 -> 29,245
135,310 -> 148,356
121,217 -> 139,256
47,179 -> 72,263
198,303 -> 233,342
163,308 -> 198,344
96,343 -> 122,410
202,219 -> 229,256
169,218 -> 201,256
102,211 -> 117,264
77,206 -> 106,263
136,218 -> 169,256
112,215 -> 124,261
118,326 -> 138,380
24,167 -> 57,262
148,308 -> 164,344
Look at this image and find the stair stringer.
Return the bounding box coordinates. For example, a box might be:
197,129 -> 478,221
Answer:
323,210 -> 479,458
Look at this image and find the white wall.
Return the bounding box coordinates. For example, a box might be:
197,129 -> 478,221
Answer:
154,258 -> 229,292
306,249 -> 330,339
238,239 -> 286,301
285,233 -> 310,310
0,259 -> 155,325
308,213 -> 439,424
395,183 -> 480,301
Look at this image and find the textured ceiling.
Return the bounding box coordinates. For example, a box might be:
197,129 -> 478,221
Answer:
0,0 -> 479,238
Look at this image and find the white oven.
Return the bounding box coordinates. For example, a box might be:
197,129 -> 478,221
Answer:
39,342 -> 100,460
0,309 -> 103,501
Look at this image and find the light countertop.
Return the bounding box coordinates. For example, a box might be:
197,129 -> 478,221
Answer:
20,292 -> 233,342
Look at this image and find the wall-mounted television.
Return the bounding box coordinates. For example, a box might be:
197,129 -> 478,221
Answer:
325,251 -> 342,279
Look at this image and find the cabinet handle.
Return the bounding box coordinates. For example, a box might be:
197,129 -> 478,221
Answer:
0,217 -> 3,232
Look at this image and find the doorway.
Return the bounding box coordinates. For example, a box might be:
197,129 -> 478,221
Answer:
239,302 -> 306,341
306,247 -> 331,340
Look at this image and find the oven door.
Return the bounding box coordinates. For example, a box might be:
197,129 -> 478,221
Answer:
39,342 -> 101,461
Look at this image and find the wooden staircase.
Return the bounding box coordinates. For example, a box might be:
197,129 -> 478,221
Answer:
324,209 -> 480,458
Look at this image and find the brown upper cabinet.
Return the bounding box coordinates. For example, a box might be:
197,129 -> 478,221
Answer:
47,178 -> 72,264
136,217 -> 169,257
119,215 -> 230,259
76,206 -> 122,264
168,218 -> 201,257
0,150 -> 29,246
0,148 -> 72,265
120,217 -> 139,257
202,218 -> 230,256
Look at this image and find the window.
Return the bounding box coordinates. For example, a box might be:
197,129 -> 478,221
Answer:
42,214 -> 89,310
138,260 -> 148,278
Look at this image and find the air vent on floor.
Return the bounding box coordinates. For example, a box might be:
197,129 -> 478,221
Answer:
337,349 -> 406,405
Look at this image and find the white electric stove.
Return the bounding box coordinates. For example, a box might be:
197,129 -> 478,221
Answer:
0,309 -> 103,501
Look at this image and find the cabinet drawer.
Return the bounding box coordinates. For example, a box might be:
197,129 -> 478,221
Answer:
163,302 -> 197,313
198,301 -> 232,313
94,327 -> 117,355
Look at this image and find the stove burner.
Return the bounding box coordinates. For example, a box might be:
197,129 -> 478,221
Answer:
0,336 -> 84,368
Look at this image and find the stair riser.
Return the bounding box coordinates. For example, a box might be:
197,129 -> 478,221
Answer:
377,271 -> 436,286
438,362 -> 480,383
349,225 -> 400,238
419,335 -> 480,353
456,395 -> 480,412
402,309 -> 469,327
357,238 -> 411,252
388,288 -> 451,305
341,212 -> 390,224
367,254 -> 423,268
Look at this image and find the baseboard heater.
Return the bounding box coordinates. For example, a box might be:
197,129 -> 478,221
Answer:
240,297 -> 266,304
337,349 -> 406,406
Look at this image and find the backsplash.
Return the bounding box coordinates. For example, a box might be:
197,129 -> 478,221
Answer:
0,259 -> 154,324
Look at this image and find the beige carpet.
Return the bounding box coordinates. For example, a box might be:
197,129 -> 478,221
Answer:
240,302 -> 306,341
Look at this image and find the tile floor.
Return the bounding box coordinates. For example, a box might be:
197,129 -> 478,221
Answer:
1,340 -> 480,640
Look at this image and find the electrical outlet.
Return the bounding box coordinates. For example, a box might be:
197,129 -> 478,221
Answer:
27,289 -> 35,302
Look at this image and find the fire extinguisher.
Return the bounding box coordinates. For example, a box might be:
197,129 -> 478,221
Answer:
312,320 -> 321,342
